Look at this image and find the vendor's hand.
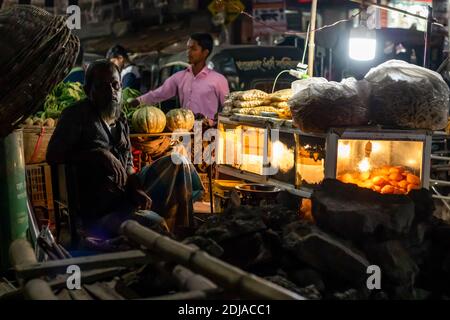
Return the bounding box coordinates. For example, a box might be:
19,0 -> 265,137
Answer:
125,174 -> 152,210
205,118 -> 215,127
194,113 -> 205,120
131,188 -> 152,210
92,149 -> 127,187
129,99 -> 141,108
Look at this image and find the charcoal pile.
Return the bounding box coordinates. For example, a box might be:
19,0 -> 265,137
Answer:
193,206 -> 283,273
191,180 -> 450,300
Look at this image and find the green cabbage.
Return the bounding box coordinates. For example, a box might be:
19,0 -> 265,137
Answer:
42,82 -> 86,119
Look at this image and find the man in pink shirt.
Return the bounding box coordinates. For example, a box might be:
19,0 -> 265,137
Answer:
130,33 -> 229,121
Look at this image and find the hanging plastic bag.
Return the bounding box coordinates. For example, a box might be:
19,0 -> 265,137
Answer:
288,77 -> 370,133
365,60 -> 450,130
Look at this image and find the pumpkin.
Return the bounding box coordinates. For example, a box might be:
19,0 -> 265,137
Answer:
166,108 -> 195,132
132,106 -> 166,133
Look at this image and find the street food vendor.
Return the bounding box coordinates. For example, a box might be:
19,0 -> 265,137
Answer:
46,60 -> 203,239
129,33 -> 229,123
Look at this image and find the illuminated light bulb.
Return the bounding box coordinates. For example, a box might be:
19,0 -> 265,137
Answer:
272,141 -> 294,173
273,141 -> 284,155
338,143 -> 351,159
349,17 -> 376,61
349,37 -> 376,61
358,158 -> 371,173
372,142 -> 382,153
407,159 -> 417,166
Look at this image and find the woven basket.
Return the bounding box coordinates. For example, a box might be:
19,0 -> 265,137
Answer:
22,126 -> 55,164
0,5 -> 80,139
131,136 -> 173,159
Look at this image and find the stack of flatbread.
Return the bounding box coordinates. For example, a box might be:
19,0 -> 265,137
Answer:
222,89 -> 293,118
268,89 -> 292,119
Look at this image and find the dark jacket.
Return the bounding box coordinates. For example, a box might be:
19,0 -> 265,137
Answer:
46,99 -> 133,222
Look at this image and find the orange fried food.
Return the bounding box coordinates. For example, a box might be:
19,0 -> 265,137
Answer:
407,184 -> 420,193
381,185 -> 395,194
406,174 -> 420,185
372,176 -> 388,186
389,173 -> 403,182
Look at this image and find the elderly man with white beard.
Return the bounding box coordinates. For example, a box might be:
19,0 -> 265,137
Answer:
47,60 -> 203,243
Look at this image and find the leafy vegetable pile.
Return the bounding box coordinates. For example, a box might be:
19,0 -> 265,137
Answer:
23,81 -> 86,127
41,82 -> 86,119
122,87 -> 142,120
24,84 -> 144,127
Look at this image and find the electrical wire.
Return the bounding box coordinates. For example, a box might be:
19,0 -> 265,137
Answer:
302,22 -> 310,65
220,2 -> 362,94
272,70 -> 291,93
229,0 -> 445,38
433,22 -> 446,29
227,1 -> 362,38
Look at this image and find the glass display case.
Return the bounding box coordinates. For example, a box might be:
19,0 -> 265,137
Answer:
295,134 -> 326,188
217,115 -> 431,197
217,120 -> 269,176
326,129 -> 431,194
217,116 -> 325,193
269,130 -> 296,186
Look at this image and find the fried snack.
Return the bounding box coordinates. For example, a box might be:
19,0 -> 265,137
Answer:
381,185 -> 395,194
270,89 -> 293,102
339,173 -> 356,184
406,174 -> 420,185
373,185 -> 382,192
233,100 -> 268,108
233,106 -> 280,115
389,172 -> 403,182
372,176 -> 388,186
271,101 -> 290,109
407,184 -> 420,193
226,91 -> 244,100
223,99 -> 233,109
338,164 -> 420,196
398,180 -> 408,189
277,108 -> 292,119
234,89 -> 269,101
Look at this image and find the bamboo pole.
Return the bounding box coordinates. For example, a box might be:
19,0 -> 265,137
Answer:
10,240 -> 58,300
307,0 -> 318,76
9,239 -> 37,269
12,248 -> 152,280
424,5 -> 432,68
172,265 -> 218,291
23,279 -> 58,300
120,220 -> 305,300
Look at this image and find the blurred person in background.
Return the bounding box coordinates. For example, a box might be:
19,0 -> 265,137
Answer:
107,44 -> 142,91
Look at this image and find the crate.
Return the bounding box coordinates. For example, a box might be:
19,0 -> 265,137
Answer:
25,163 -> 54,225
